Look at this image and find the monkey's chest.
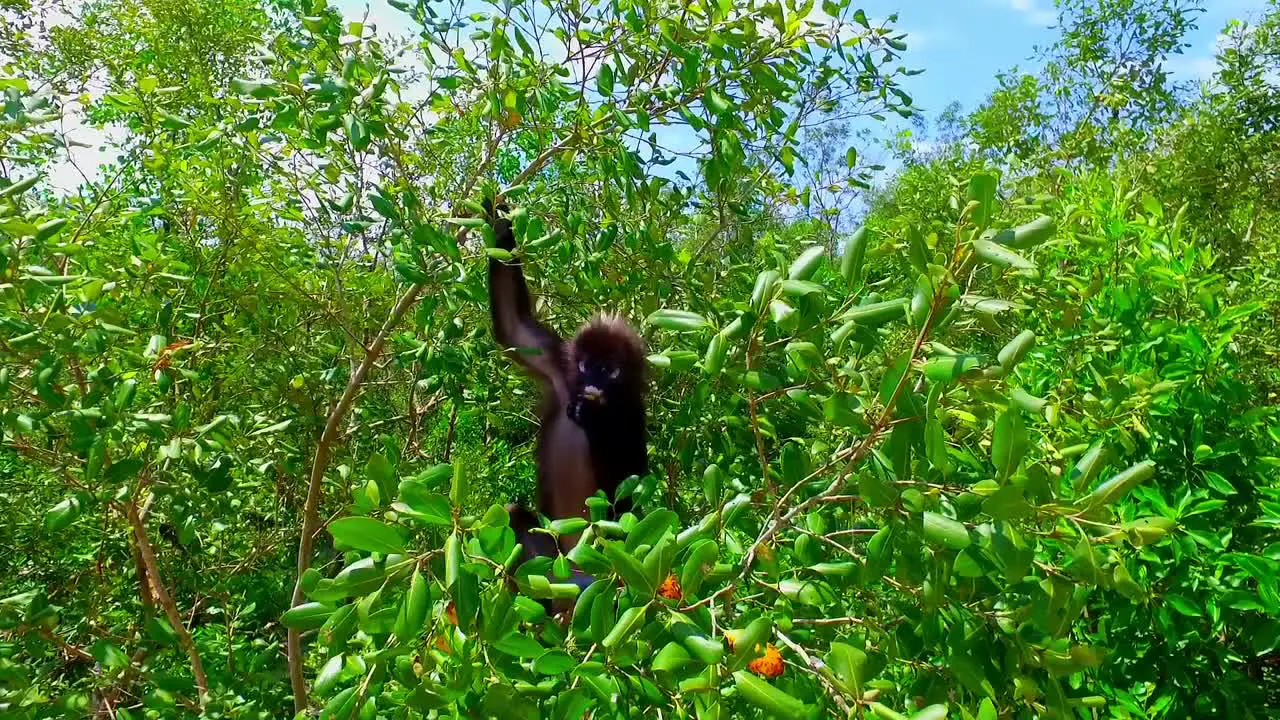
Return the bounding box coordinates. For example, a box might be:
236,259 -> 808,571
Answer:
539,415 -> 596,522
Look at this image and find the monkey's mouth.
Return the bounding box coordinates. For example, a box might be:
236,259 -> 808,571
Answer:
568,386 -> 605,423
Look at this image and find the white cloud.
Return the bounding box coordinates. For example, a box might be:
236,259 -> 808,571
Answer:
1009,0 -> 1055,27
895,27 -> 937,52
1166,30 -> 1231,85
1166,54 -> 1217,83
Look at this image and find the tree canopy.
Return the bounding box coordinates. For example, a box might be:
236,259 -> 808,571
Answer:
1,0 -> 1278,718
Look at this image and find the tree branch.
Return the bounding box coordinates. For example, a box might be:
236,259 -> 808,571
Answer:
122,500 -> 209,705
285,280 -> 426,713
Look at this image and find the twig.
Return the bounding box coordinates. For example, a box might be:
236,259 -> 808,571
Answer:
773,630 -> 853,717
792,616 -> 865,627
443,402 -> 459,462
286,280 -> 427,713
678,583 -> 736,612
122,501 -> 209,705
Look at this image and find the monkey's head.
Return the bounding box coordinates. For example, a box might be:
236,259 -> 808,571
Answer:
567,313 -> 646,423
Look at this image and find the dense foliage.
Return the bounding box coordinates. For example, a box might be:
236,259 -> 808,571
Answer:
1,0 -> 1277,718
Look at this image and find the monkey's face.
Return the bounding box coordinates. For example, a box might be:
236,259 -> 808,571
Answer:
567,315 -> 646,426
568,356 -> 623,423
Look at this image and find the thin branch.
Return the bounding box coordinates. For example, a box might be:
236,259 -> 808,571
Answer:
774,630 -> 853,717
285,280 -> 427,713
122,500 -> 209,705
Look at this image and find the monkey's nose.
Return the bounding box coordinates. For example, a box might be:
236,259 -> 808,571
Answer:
582,385 -> 604,402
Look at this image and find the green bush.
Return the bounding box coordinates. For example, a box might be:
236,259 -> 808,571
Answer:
0,0 -> 1276,718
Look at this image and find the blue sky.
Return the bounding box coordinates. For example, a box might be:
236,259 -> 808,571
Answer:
875,0 -> 1270,121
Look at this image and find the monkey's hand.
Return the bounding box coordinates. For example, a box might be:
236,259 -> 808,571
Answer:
482,196 -> 516,252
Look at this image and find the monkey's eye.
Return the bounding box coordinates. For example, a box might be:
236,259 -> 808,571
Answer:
609,368 -> 620,380
578,361 -> 586,374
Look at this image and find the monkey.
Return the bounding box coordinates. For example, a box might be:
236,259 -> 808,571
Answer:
484,197 -> 648,569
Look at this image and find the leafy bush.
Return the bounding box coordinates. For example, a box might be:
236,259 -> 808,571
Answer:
0,0 -> 1277,719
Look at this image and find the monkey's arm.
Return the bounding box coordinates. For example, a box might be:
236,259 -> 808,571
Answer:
486,201 -> 570,405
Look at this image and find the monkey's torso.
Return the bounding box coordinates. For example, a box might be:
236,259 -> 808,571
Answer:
536,393 -> 646,551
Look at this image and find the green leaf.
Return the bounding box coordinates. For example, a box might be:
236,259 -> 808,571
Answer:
332,557 -> 388,597
681,540 -> 718,599
249,418 -> 292,436
997,330 -> 1036,373
394,567 -> 428,640
533,649 -> 576,675
705,88 -> 732,116
1079,461 -> 1157,510
1251,620 -> 1280,656
751,270 -> 781,312
732,671 -> 807,720
983,485 -> 1032,521
145,616 -> 179,645
879,352 -> 911,409
840,297 -> 909,326
728,617 -> 771,671
44,496 -> 82,532
603,541 -> 654,597
966,172 -> 997,228
367,452 -> 395,489
1010,387 -> 1046,413
1007,215 -> 1055,248
328,517 -> 406,554
1068,444 -> 1108,494
973,239 -> 1035,271
923,354 -> 982,383
779,279 -> 825,297
495,632 -> 545,657
926,419 -> 950,476
550,517 -> 589,536
910,706 -> 948,720
703,465 -> 723,505
35,218 -> 69,241
0,175 -> 39,198
870,703 -> 910,720
319,687 -> 360,720
445,532 -> 461,588
1123,516 -> 1175,546
826,641 -> 867,695
1165,594 -> 1201,617
787,245 -> 825,281
602,605 -> 646,649
91,640 -> 129,670
230,78 -> 278,97
596,63 -> 615,95
703,333 -> 729,375
314,653 -> 344,695
841,226 -> 871,286
908,226 -> 930,274
674,622 -> 724,665
991,410 -> 1028,482
1069,537 -> 1100,583
450,460 -> 468,507
652,641 -> 694,674
282,602 -> 335,630
645,309 -> 709,332
922,511 -> 970,550
625,509 -> 678,551
778,578 -> 835,607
